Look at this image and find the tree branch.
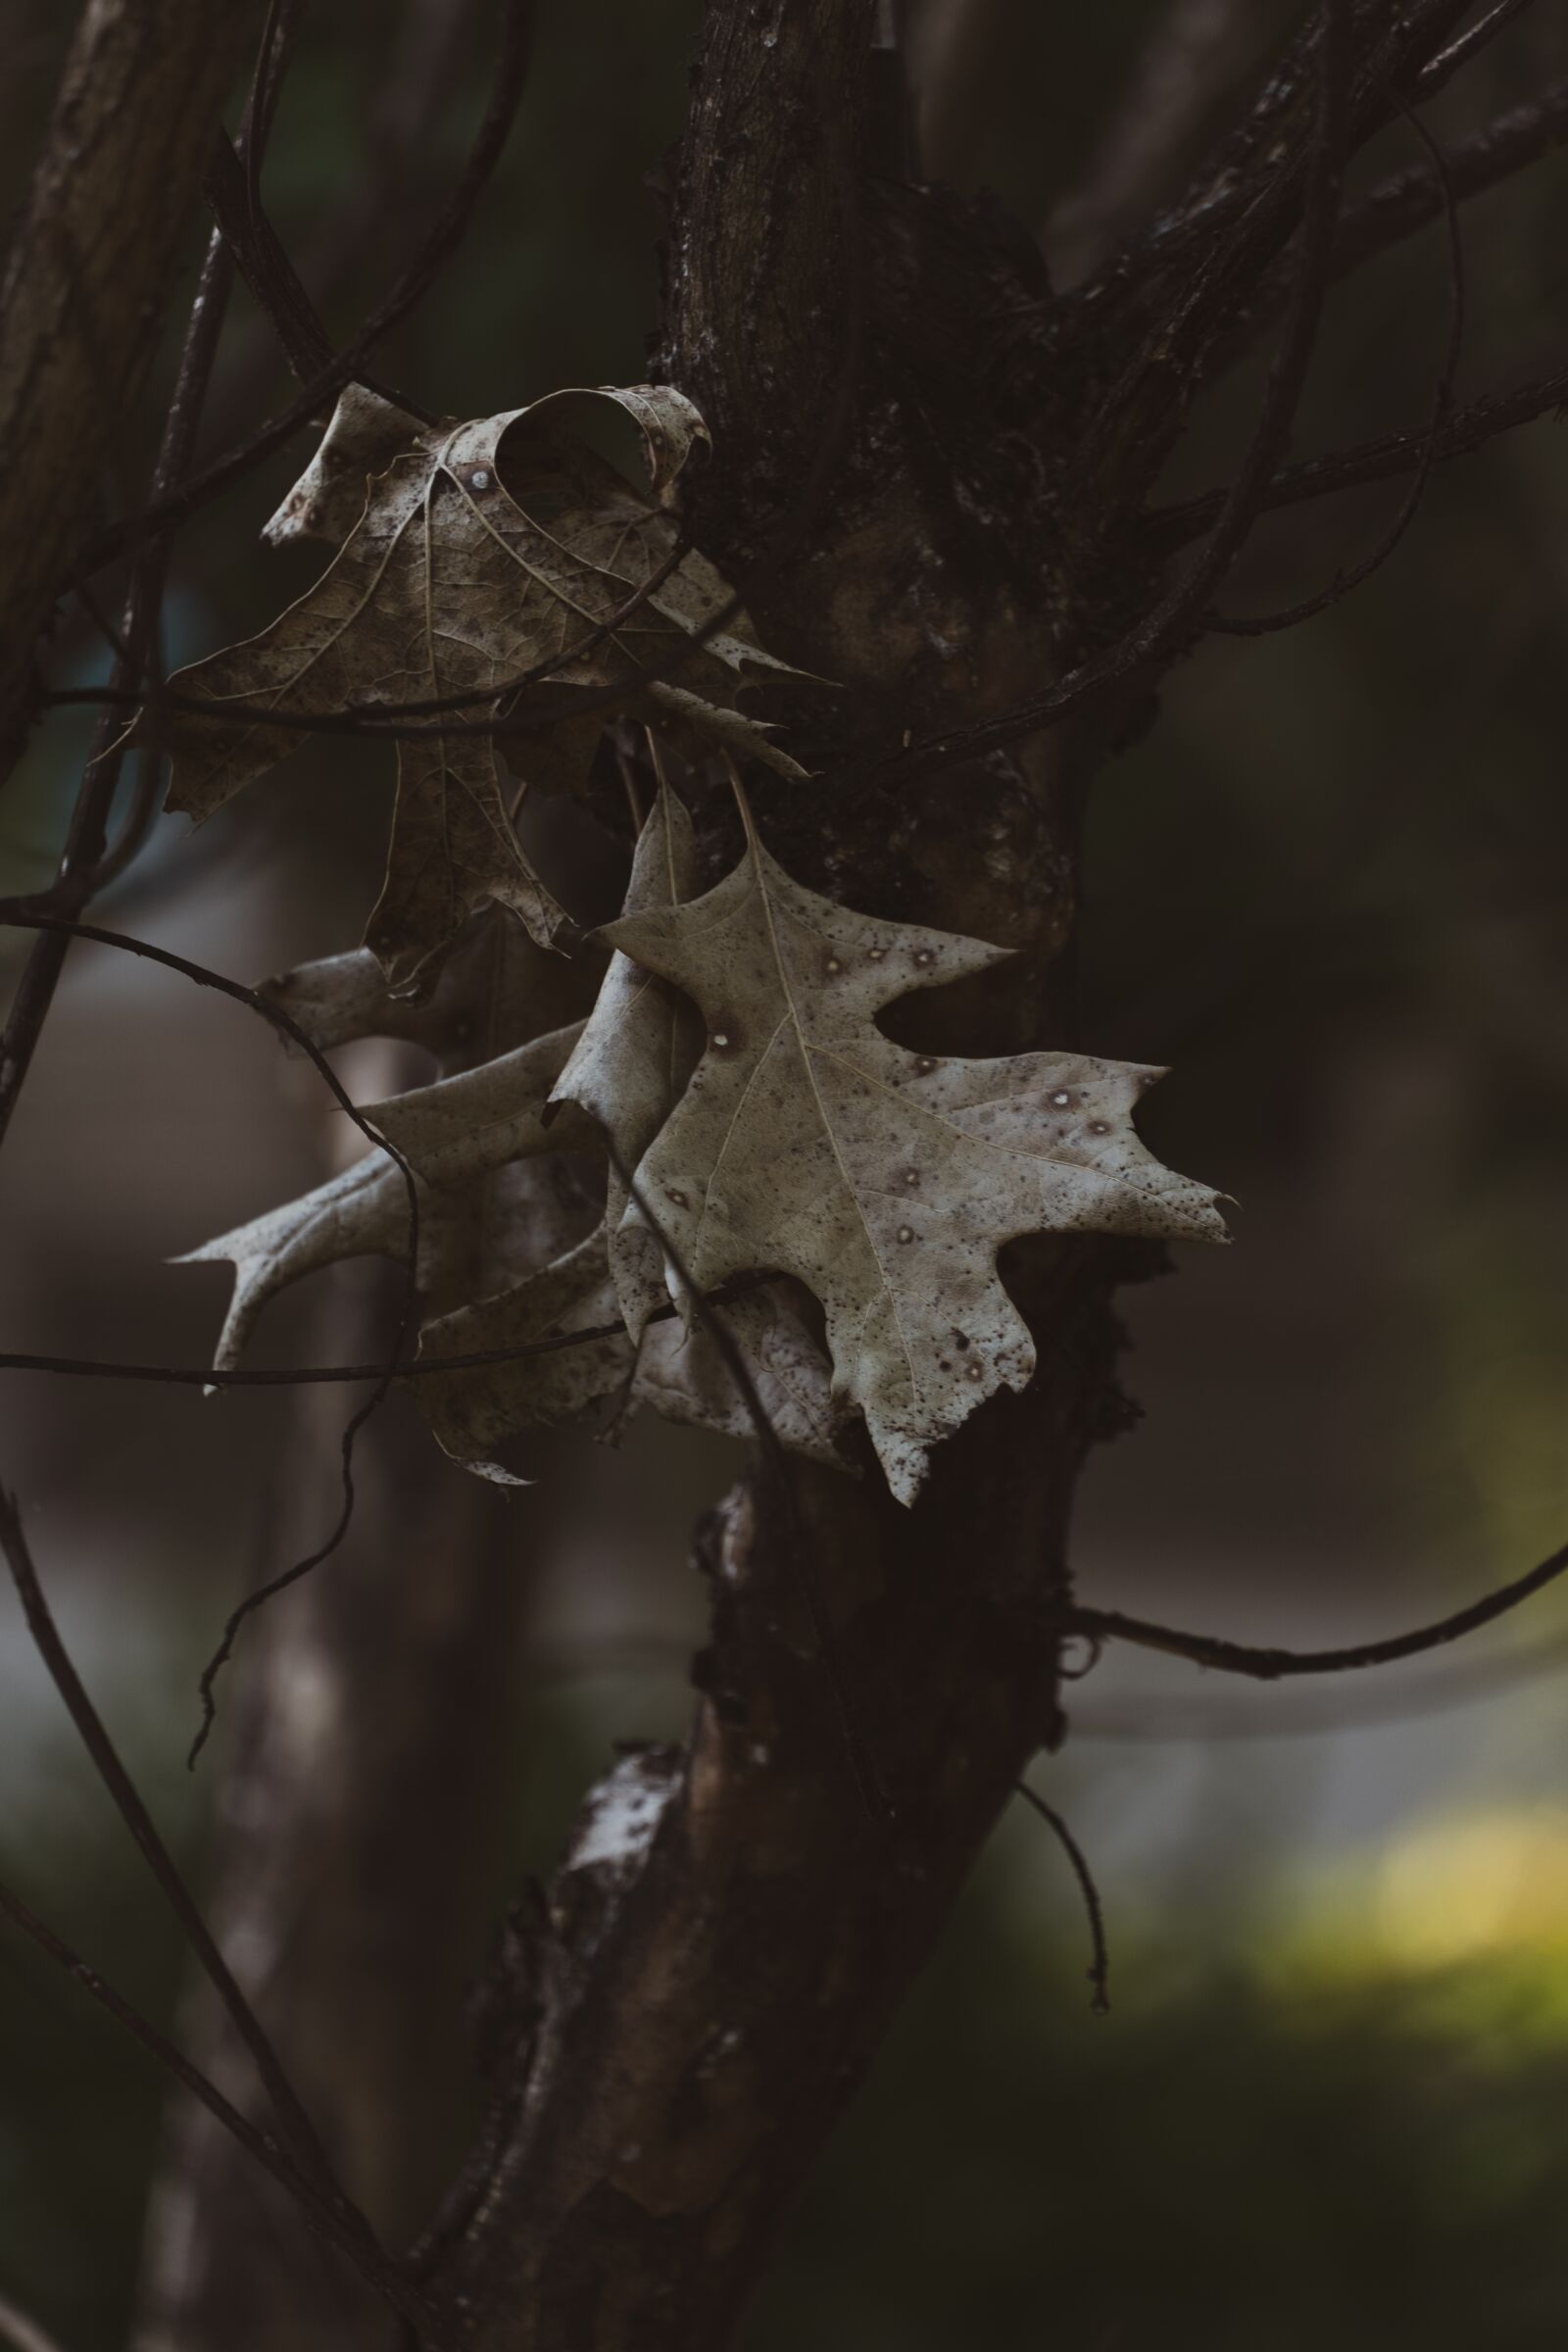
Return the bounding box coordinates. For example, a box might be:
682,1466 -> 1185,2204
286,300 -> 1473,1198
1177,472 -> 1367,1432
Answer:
1330,74 -> 1568,285
1067,1537 -> 1568,1680
1208,90 -> 1465,635
1043,0 -> 1284,288
72,0 -> 534,588
1143,352 -> 1568,556
0,1488 -> 367,2230
0,3 -> 299,1152
0,1878 -> 445,2341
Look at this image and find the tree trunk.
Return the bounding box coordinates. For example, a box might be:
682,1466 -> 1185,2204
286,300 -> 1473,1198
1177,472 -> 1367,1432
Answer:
0,0 -> 251,776
422,7 -> 1146,2344
90,1 -> 1491,2343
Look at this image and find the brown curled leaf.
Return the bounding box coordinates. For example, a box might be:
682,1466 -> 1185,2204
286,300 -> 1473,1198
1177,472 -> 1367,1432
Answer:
162,382 -> 808,985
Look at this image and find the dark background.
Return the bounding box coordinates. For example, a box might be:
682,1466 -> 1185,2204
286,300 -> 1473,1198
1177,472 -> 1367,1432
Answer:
1,4 -> 1566,2345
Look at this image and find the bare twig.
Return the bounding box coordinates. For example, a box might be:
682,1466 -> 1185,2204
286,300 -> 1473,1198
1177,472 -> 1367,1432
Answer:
205,126 -> 335,383
0,913 -> 418,1299
864,0 -> 1354,791
1415,0 -> 1537,98
0,1488 -> 369,2233
0,911 -> 420,1760
0,3 -> 253,771
0,1880 -> 447,2341
1329,75 -> 1568,287
73,0 -> 535,587
1143,352 -> 1568,556
1071,0 -> 1483,328
0,0 -> 302,1152
1072,1624 -> 1568,1743
244,0 -> 294,255
1065,1537 -> 1568,1681
187,1375 -> 395,1768
0,1298 -> 740,1390
1044,0 -> 1276,287
46,535 -> 693,740
1012,1780 -> 1110,2014
1209,92 -> 1464,635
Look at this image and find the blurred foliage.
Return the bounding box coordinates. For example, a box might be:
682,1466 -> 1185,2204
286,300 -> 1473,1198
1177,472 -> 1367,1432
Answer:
754,1812 -> 1568,2352
12,1700 -> 1568,2352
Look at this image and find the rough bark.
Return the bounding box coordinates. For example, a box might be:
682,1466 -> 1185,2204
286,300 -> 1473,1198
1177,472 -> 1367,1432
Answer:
0,0 -> 253,777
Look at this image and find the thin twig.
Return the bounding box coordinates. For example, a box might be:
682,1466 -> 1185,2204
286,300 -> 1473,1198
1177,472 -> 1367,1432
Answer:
0,1879 -> 447,2341
206,126 -> 340,384
188,1376 -> 388,1768
1143,353 -> 1568,556
1328,75 -> 1568,288
1071,1622 -> 1568,1743
1415,0 -> 1536,98
1012,1781 -> 1110,2014
72,0 -> 535,586
1043,0 -> 1269,287
47,535 -> 694,741
862,0 -> 1354,793
0,911 -> 420,1761
1065,1536 -> 1568,1680
245,0 -> 292,258
1209,89 -> 1465,635
0,1294 -> 753,1390
0,0 -> 306,1146
71,0 -> 858,771
0,1487 -> 370,2233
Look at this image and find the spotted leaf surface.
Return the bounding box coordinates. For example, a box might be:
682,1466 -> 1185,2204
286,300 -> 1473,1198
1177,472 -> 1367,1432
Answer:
601,815 -> 1229,1502
409,787 -> 843,1471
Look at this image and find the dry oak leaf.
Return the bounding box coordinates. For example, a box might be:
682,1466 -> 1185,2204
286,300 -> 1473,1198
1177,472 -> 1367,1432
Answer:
258,915 -> 604,1300
411,1228 -> 846,1479
179,1022 -> 590,1371
161,380 -> 807,986
550,779 -> 705,1331
601,812 -> 1230,1504
410,783 -> 845,1473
